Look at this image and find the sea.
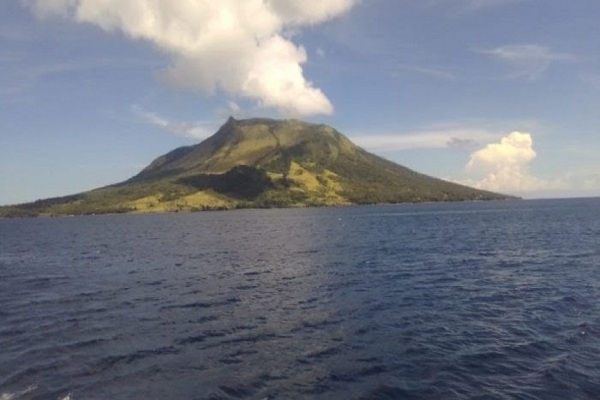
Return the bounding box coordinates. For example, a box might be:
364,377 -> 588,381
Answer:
1,198 -> 599,400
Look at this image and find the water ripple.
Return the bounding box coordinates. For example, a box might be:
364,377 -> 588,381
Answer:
0,199 -> 599,399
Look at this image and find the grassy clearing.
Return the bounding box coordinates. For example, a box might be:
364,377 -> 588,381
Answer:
127,191 -> 233,212
285,162 -> 349,206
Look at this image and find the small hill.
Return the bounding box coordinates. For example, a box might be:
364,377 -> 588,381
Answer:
0,117 -> 514,217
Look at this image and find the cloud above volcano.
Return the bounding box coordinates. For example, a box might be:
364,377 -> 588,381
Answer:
27,0 -> 357,115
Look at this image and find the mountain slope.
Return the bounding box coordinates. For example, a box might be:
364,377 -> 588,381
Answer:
0,117 -> 515,217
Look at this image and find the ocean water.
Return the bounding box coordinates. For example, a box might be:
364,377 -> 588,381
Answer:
1,198 -> 599,400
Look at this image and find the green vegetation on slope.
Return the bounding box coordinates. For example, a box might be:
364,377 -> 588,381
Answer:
0,117 -> 515,217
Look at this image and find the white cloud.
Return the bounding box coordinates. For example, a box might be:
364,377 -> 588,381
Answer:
351,128 -> 495,151
266,0 -> 356,26
227,101 -> 241,114
468,131 -> 536,167
132,105 -> 213,140
26,0 -> 356,116
462,131 -> 555,193
482,44 -> 575,80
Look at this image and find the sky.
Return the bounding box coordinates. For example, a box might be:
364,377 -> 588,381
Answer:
1,0 -> 599,205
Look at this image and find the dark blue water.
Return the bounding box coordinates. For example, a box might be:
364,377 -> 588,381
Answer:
1,199 -> 599,399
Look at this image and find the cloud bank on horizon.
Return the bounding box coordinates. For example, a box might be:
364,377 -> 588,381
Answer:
27,0 -> 357,116
354,128 -> 559,195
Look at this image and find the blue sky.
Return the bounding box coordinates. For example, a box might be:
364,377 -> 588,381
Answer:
1,0 -> 599,205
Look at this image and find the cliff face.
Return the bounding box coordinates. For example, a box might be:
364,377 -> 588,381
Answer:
0,118 -> 514,217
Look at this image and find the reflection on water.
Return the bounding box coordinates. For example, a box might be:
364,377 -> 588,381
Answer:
1,199 -> 600,399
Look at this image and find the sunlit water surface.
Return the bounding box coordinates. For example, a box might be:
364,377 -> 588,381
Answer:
1,198 -> 599,399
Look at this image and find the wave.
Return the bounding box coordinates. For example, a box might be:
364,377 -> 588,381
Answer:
1,385 -> 70,400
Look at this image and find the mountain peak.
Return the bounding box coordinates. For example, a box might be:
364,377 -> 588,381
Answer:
0,117 -> 515,217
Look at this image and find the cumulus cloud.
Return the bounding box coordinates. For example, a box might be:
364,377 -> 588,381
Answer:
266,0 -> 356,25
133,105 -> 213,140
463,131 -> 552,192
482,44 -> 575,81
27,0 -> 356,116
